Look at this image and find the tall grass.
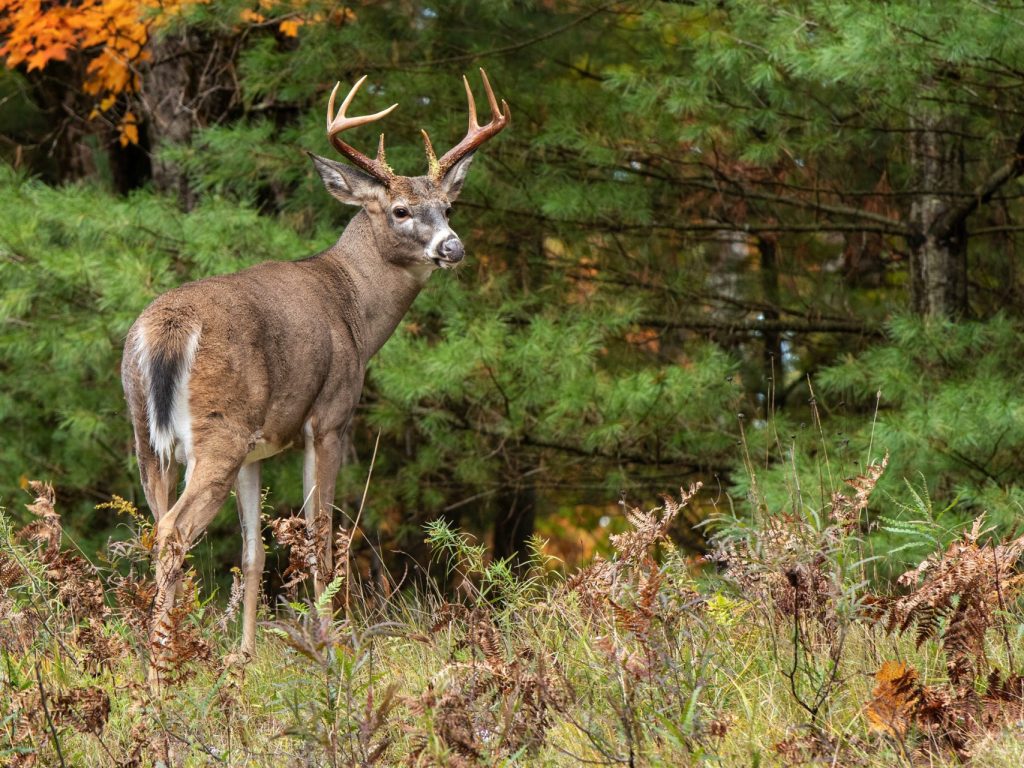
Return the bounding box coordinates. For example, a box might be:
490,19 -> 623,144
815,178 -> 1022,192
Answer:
3,456 -> 1024,766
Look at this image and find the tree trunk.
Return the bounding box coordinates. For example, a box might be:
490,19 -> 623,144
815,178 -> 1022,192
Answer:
492,479 -> 537,567
19,64 -> 98,185
758,236 -> 784,410
908,115 -> 969,319
139,30 -> 239,207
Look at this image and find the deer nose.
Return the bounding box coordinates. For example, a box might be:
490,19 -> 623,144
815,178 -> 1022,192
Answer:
439,236 -> 464,263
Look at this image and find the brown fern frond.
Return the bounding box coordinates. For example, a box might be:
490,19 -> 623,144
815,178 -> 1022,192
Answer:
470,615 -> 504,671
0,550 -> 22,589
20,480 -> 61,557
610,483 -> 702,565
150,572 -> 213,686
430,602 -> 471,633
268,513 -> 316,593
45,550 -> 107,619
636,561 -> 664,617
75,617 -> 126,673
773,730 -> 837,766
0,594 -> 42,653
610,599 -> 651,639
943,594 -> 990,687
829,452 -> 889,531
49,685 -> 111,735
112,572 -> 156,636
886,518 -> 1024,689
981,669 -> 1024,729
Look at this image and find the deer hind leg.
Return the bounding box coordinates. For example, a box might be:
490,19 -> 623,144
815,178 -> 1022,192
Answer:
130,407 -> 179,525
235,461 -> 264,657
149,448 -> 243,685
302,425 -> 346,595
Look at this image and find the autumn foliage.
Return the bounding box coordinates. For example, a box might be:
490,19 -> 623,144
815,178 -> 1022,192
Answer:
0,0 -> 173,144
0,0 -> 339,146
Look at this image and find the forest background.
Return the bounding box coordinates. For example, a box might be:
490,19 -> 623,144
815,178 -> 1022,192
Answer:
3,0 -> 1024,585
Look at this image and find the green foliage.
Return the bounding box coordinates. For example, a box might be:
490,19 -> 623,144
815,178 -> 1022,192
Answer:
7,0 -> 1024,576
731,315 -> 1024,577
367,275 -> 740,520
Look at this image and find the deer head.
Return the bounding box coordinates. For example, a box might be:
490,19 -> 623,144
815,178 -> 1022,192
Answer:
308,69 -> 510,271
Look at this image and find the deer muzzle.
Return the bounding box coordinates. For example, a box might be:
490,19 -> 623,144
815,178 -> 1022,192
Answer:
438,235 -> 465,264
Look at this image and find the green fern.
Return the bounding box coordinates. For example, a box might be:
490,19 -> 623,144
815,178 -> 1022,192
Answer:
314,573 -> 344,622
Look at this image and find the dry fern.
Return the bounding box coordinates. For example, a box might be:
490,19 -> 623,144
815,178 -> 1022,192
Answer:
148,571 -> 213,686
268,513 -> 317,594
830,452 -> 890,531
865,660 -> 923,739
609,483 -> 702,565
885,515 -> 1024,688
415,604 -> 568,762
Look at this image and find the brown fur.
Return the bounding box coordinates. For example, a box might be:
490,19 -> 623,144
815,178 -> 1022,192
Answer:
124,70 -> 507,684
123,164 -> 479,681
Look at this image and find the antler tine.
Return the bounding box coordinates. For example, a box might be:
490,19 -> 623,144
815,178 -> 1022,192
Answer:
429,68 -> 510,182
462,74 -> 479,130
325,76 -> 399,184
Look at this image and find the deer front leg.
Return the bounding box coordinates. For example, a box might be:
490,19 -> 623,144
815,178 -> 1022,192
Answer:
235,461 -> 264,657
302,425 -> 346,595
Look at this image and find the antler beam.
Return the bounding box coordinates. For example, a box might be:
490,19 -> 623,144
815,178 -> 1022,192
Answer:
423,68 -> 511,182
326,75 -> 398,184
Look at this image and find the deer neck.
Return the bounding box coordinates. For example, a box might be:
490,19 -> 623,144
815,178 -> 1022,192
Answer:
329,210 -> 430,364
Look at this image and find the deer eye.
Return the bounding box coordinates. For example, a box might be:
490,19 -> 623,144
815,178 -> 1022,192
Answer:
393,207 -> 411,220
444,207 -> 452,219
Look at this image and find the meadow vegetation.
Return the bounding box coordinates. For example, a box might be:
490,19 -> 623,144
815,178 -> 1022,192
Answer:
6,1 -> 1024,764
4,443 -> 1024,766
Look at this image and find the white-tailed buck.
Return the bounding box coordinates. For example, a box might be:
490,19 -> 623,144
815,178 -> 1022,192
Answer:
121,70 -> 509,676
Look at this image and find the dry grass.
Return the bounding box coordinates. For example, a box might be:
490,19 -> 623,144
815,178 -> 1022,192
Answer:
2,466 -> 1024,766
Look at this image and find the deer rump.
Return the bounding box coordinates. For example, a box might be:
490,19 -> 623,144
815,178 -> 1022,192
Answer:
122,260 -> 362,475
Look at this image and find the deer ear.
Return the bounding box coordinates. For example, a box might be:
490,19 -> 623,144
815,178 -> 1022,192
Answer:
309,153 -> 385,205
440,152 -> 475,201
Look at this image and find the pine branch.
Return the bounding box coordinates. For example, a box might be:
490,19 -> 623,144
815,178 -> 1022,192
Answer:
699,169 -> 913,234
424,409 -> 732,475
638,316 -> 883,337
369,2 -> 615,70
458,200 -> 908,235
934,133 -> 1024,237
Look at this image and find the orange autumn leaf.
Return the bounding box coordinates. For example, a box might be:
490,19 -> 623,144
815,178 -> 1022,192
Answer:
329,6 -> 357,25
279,18 -> 303,37
865,660 -> 921,738
119,112 -> 139,147
0,0 -> 196,108
0,0 -> 337,126
25,44 -> 69,71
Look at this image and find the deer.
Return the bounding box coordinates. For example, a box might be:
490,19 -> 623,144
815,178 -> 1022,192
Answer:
120,70 -> 509,679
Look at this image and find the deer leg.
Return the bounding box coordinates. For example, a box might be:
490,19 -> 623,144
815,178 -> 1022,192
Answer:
149,451 -> 241,685
302,426 -> 345,595
315,430 -> 346,590
235,462 -> 264,657
136,435 -> 178,526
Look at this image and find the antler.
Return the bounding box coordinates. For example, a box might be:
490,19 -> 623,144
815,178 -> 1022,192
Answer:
423,68 -> 510,182
326,75 -> 399,184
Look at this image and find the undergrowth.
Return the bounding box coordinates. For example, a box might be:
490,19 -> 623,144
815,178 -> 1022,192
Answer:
3,461 -> 1024,766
